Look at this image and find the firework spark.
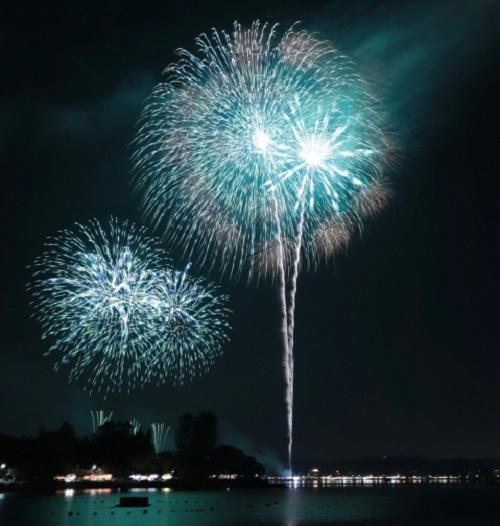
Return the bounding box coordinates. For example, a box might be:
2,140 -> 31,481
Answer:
134,21 -> 392,473
29,218 -> 230,394
130,419 -> 141,435
90,410 -> 113,434
151,423 -> 170,454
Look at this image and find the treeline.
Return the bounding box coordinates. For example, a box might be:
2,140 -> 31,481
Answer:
0,411 -> 264,481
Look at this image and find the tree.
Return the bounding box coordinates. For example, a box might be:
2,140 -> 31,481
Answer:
173,411 -> 217,479
210,445 -> 265,477
175,413 -> 195,452
91,421 -> 154,474
191,411 -> 217,455
32,422 -> 76,478
175,411 -> 217,455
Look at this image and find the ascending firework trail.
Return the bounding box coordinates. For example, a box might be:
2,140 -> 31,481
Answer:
134,21 -> 393,474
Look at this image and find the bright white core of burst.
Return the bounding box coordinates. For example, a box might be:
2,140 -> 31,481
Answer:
253,129 -> 272,152
299,137 -> 330,168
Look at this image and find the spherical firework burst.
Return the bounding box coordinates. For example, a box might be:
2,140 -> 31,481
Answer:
29,218 -> 230,394
135,263 -> 231,385
133,21 -> 391,280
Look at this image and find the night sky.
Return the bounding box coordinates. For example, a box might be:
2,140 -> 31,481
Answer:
1,0 -> 499,474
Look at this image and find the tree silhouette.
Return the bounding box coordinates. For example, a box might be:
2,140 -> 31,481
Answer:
91,421 -> 153,474
210,445 -> 265,477
174,411 -> 217,479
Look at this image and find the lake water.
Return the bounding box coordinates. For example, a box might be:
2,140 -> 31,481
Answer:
1,485 -> 500,525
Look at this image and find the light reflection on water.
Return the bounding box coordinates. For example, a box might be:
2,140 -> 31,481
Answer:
282,486 -> 400,526
1,486 -> 500,526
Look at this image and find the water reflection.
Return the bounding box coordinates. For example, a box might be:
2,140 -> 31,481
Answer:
281,485 -> 400,524
284,488 -> 299,526
1,485 -> 500,525
82,488 -> 112,495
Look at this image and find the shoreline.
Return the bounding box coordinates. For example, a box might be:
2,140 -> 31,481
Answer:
0,477 -> 275,493
2,477 -> 498,494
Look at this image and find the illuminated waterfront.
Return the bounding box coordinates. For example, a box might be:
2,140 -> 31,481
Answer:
268,473 -> 470,486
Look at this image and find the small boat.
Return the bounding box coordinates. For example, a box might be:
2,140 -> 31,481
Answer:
117,497 -> 149,507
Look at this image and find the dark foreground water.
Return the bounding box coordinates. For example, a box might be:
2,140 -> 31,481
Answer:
1,485 -> 500,525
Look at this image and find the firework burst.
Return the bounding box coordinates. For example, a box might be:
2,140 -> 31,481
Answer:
135,263 -> 231,385
29,218 -> 230,394
133,21 -> 393,473
133,21 -> 390,280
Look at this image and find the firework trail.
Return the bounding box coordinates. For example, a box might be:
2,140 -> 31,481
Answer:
134,22 -> 391,473
130,419 -> 141,435
90,410 -> 113,434
270,193 -> 290,452
151,423 -> 170,454
29,218 -> 231,394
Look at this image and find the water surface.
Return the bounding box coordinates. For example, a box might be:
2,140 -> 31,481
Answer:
1,485 -> 500,525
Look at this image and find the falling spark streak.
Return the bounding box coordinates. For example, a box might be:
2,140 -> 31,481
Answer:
133,21 -> 392,473
90,410 -> 113,434
151,423 -> 170,454
130,419 -> 141,435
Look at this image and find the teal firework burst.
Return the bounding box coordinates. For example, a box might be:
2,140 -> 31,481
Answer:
133,21 -> 391,280
137,263 -> 231,385
29,218 -> 230,394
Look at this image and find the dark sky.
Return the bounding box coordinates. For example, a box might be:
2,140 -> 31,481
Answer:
1,0 -> 499,474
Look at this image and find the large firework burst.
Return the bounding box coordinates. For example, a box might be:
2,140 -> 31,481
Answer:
29,218 -> 230,394
133,21 -> 390,280
133,21 -> 393,473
